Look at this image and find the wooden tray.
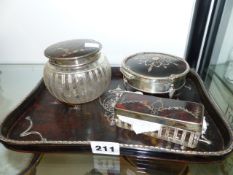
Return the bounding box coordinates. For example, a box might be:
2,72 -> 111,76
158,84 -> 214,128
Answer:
0,67 -> 232,162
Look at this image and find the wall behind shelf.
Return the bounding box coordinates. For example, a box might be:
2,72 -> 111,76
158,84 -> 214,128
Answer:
0,0 -> 195,65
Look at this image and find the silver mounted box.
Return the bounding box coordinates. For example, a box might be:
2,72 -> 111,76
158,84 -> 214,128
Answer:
120,52 -> 190,98
114,92 -> 204,148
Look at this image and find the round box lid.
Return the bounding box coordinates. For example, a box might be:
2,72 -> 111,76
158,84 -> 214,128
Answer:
121,52 -> 190,79
44,39 -> 102,66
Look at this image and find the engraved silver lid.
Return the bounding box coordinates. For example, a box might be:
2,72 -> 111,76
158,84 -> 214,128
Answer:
44,39 -> 102,67
121,52 -> 190,80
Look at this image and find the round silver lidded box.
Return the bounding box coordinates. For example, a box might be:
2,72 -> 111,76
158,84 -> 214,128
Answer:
120,52 -> 190,98
43,39 -> 111,105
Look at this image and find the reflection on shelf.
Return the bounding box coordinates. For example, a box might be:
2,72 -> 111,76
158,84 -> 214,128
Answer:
36,154 -> 188,175
225,61 -> 233,84
206,63 -> 233,127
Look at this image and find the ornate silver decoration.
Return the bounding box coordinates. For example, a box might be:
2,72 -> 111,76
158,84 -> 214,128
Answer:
99,85 -> 127,125
150,98 -> 201,119
159,106 -> 199,119
20,116 -> 47,141
149,98 -> 164,114
56,47 -> 87,57
184,85 -> 192,90
118,97 -> 199,119
136,54 -> 178,72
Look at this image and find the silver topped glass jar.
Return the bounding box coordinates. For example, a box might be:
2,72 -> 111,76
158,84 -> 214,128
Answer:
120,52 -> 190,98
43,39 -> 111,105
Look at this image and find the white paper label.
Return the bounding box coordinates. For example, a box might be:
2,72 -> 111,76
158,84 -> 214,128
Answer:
90,141 -> 120,155
117,115 -> 161,134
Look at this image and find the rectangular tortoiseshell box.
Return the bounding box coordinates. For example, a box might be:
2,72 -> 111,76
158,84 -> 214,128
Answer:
114,92 -> 204,148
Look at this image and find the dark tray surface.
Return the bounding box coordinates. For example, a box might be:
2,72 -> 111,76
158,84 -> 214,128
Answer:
0,68 -> 232,162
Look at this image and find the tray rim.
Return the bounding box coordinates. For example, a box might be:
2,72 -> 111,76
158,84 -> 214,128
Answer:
0,68 -> 233,158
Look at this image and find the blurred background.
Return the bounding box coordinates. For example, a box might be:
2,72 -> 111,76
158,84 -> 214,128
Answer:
0,0 -> 195,65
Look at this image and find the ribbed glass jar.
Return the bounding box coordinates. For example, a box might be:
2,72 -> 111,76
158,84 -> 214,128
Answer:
43,39 -> 111,105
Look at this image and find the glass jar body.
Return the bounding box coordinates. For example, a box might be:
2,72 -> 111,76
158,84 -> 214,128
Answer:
43,53 -> 111,104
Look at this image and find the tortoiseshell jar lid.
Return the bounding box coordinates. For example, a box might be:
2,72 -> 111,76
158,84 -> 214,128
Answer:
121,52 -> 190,79
44,39 -> 102,67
